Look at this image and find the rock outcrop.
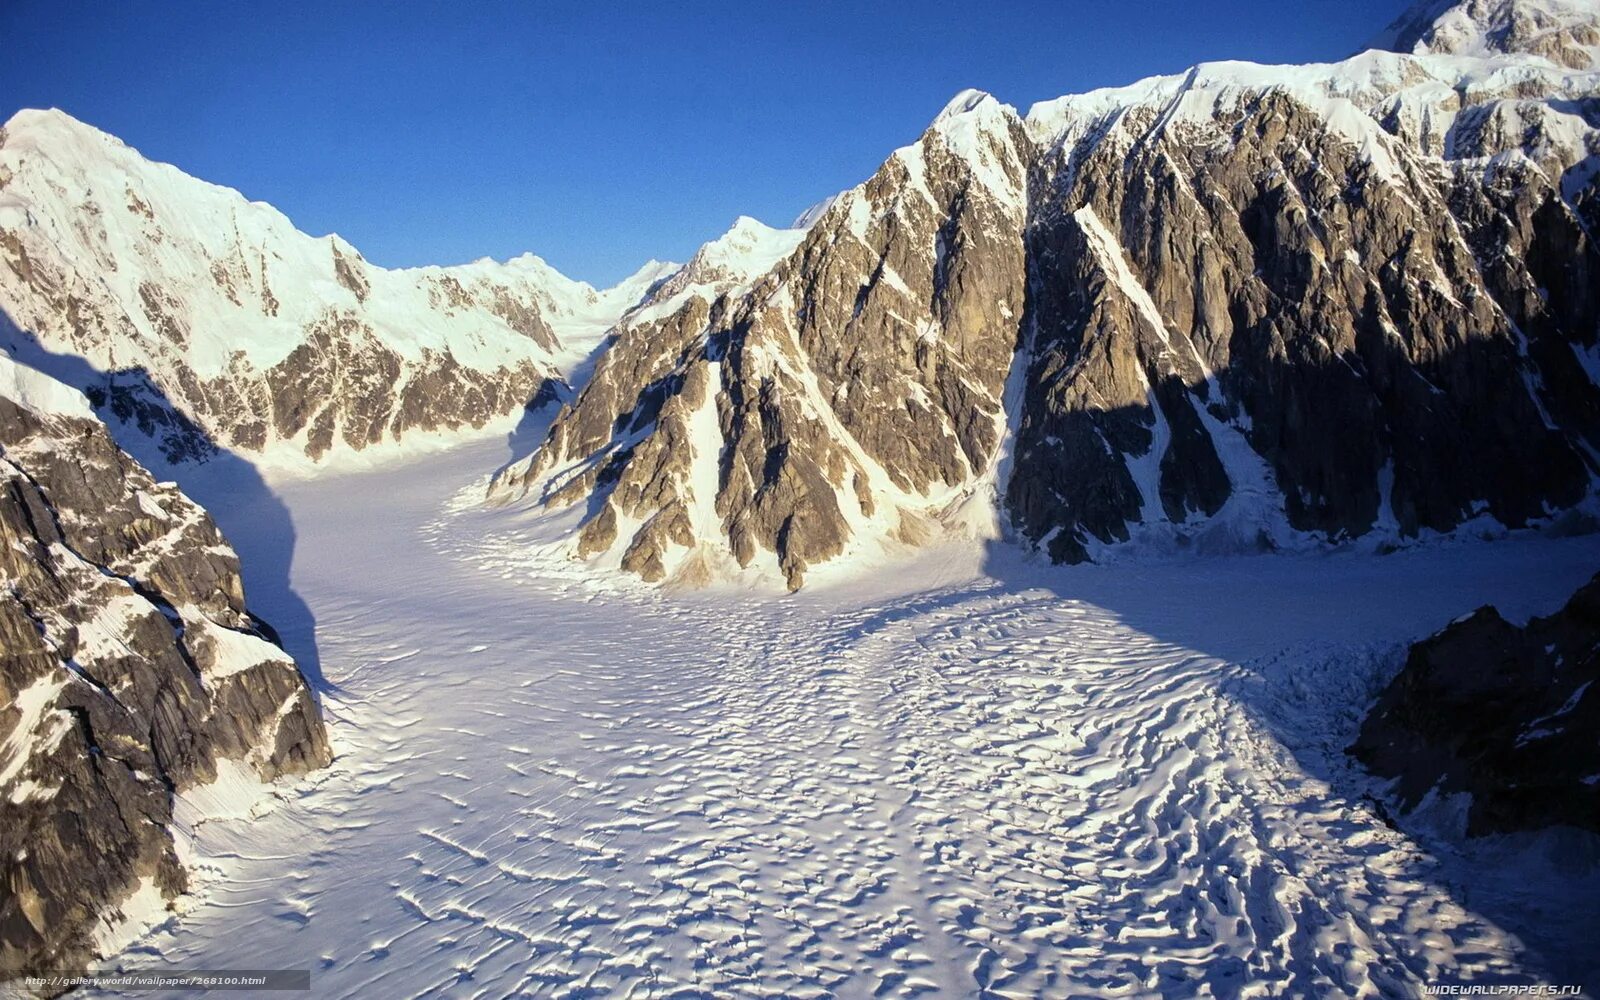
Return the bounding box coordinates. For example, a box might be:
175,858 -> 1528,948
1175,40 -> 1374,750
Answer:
0,109 -> 672,467
0,355 -> 331,977
1350,571 -> 1600,835
492,0 -> 1600,588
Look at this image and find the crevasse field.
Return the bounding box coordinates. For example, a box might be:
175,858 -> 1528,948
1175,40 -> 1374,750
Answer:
92,428 -> 1600,999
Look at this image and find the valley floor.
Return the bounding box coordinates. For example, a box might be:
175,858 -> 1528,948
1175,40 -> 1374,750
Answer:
98,435 -> 1600,998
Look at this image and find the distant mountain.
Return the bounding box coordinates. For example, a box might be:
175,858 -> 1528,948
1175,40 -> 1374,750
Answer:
490,0 -> 1600,588
0,353 -> 330,976
1369,0 -> 1600,67
0,109 -> 674,467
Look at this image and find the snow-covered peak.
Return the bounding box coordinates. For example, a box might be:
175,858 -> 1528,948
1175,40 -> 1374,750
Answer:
0,352 -> 94,420
1369,0 -> 1600,69
928,88 -> 1020,140
916,89 -> 1027,212
621,217 -> 805,326
934,88 -> 1001,124
694,216 -> 804,275
0,108 -> 667,375
6,106 -> 105,140
792,193 -> 842,229
1022,26 -> 1597,179
0,108 -> 687,464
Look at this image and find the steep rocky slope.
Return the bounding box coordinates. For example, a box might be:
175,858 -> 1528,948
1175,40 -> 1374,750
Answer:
0,109 -> 672,467
1013,41 -> 1600,561
1351,571 -> 1600,835
0,355 -> 331,977
492,93 -> 1032,589
492,0 -> 1600,587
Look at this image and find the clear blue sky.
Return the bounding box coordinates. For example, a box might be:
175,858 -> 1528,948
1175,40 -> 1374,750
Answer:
2,0 -> 1404,286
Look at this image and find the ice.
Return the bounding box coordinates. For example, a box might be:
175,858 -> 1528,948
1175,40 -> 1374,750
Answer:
84,430 -> 1600,997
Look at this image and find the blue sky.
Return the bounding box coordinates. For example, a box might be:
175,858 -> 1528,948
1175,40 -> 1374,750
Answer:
2,0 -> 1403,286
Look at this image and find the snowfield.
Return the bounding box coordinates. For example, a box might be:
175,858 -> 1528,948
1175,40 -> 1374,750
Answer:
94,432 -> 1600,998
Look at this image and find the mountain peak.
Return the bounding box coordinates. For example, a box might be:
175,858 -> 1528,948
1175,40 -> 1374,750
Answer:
5,106 -> 88,133
2,107 -> 128,157
1369,0 -> 1600,68
934,88 -> 1000,124
717,215 -> 785,244
680,215 -> 803,282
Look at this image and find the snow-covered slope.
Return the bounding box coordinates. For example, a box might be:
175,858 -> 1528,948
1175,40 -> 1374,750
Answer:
0,109 -> 670,468
112,433 -> 1600,996
0,354 -> 330,976
489,0 -> 1600,589
1370,0 -> 1600,68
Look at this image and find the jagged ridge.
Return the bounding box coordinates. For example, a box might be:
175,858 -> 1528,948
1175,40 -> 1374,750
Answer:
490,0 -> 1600,588
0,109 -> 674,467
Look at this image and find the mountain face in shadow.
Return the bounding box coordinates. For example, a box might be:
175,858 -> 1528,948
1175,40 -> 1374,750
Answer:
1352,569 -> 1600,837
0,349 -> 331,978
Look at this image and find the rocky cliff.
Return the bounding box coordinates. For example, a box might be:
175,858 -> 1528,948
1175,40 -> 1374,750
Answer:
1350,571 -> 1600,835
0,355 -> 331,977
491,92 -> 1033,589
491,0 -> 1600,588
0,109 -> 672,467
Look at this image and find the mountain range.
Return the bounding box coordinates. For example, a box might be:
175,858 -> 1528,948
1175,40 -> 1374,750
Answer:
2,0 -> 1600,980
487,0 -> 1600,587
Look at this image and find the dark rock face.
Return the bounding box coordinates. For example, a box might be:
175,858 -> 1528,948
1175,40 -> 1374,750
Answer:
1350,572 -> 1600,836
1011,88 -> 1599,561
0,382 -> 331,977
494,1 -> 1600,588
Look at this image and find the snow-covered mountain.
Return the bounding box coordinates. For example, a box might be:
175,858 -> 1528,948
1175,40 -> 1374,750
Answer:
491,0 -> 1600,588
1370,0 -> 1600,67
0,353 -> 330,975
0,108 -> 673,468
490,92 -> 1031,588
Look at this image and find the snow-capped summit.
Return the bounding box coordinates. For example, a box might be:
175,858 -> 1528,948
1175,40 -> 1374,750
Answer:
1370,0 -> 1600,68
934,88 -> 1000,123
0,109 -> 663,468
684,216 -> 804,283
491,0 -> 1600,591
619,216 -> 807,326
